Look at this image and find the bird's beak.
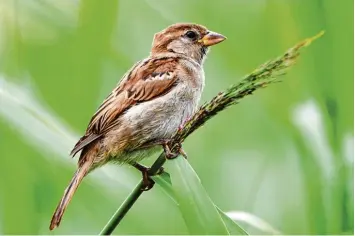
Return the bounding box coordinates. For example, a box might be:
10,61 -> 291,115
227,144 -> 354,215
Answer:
198,31 -> 226,46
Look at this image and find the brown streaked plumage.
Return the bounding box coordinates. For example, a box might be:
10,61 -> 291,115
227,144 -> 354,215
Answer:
49,23 -> 226,230
70,57 -> 179,157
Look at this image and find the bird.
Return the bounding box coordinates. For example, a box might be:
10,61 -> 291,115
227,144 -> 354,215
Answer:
49,23 -> 226,230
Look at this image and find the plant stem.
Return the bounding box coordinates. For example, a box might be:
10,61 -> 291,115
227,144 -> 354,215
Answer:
148,152 -> 167,175
99,181 -> 145,235
99,152 -> 167,235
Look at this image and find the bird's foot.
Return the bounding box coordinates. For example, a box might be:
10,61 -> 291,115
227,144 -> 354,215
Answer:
131,162 -> 164,191
140,139 -> 188,160
141,169 -> 154,191
162,141 -> 188,160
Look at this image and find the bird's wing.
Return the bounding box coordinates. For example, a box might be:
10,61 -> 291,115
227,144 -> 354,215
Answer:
70,56 -> 179,157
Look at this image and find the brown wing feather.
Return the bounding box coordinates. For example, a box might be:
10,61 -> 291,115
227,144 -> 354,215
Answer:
70,56 -> 179,157
70,134 -> 101,156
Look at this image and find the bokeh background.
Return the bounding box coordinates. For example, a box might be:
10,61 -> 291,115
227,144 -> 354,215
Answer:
0,0 -> 353,234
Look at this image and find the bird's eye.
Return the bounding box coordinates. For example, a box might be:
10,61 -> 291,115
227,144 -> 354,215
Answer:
185,31 -> 198,40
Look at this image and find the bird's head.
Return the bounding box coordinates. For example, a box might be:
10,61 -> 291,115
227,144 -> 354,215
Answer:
151,23 -> 226,64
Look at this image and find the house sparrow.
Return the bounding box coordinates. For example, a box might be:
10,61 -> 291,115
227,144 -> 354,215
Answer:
49,23 -> 226,230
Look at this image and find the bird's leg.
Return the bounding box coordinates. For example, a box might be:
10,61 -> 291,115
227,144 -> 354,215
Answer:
131,162 -> 149,172
131,162 -> 164,191
132,162 -> 154,191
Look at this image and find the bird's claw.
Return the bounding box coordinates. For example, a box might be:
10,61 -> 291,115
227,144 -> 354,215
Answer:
163,142 -> 188,160
179,147 -> 188,159
132,162 -> 164,191
141,170 -> 155,191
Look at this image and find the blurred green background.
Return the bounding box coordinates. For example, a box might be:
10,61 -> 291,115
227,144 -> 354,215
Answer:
0,0 -> 353,234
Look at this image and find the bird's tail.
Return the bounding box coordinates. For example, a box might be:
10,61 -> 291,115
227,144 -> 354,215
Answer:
49,158 -> 93,230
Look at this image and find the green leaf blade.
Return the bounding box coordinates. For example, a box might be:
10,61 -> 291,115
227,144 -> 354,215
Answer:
167,156 -> 229,235
217,209 -> 249,235
153,168 -> 248,235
